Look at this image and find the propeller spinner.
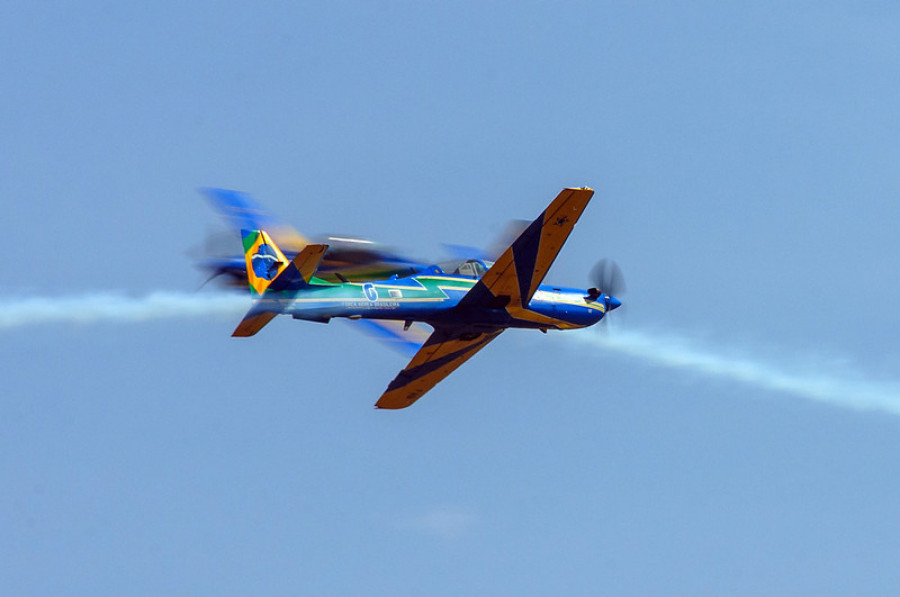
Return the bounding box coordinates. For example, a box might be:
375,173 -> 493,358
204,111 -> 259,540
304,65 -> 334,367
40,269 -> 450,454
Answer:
587,259 -> 626,312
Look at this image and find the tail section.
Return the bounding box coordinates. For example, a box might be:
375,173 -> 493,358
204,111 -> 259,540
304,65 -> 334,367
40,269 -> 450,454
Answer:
233,229 -> 328,337
270,242 -> 328,292
242,229 -> 290,297
240,229 -> 328,295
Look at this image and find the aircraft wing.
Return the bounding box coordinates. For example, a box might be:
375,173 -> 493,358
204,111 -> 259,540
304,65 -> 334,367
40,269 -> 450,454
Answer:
459,187 -> 593,311
375,326 -> 504,409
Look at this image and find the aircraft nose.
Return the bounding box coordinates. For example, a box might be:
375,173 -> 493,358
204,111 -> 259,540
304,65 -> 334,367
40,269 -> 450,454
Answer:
607,296 -> 622,310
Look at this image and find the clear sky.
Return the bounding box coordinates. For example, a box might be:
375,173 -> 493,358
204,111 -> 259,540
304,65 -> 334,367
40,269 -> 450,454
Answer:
3,2 -> 900,595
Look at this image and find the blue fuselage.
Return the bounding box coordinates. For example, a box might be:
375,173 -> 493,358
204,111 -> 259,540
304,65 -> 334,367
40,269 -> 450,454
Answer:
263,270 -> 609,331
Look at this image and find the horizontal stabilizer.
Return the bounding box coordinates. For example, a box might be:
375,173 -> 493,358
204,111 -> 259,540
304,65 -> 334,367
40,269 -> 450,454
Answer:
232,308 -> 278,337
266,243 -> 329,292
292,244 -> 328,284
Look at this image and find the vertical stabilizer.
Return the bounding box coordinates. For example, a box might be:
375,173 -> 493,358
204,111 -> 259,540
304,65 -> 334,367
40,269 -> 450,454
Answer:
241,229 -> 290,297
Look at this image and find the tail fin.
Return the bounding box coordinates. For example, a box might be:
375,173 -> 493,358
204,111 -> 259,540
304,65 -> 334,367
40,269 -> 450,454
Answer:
233,230 -> 328,336
240,229 -> 328,296
242,229 -> 290,297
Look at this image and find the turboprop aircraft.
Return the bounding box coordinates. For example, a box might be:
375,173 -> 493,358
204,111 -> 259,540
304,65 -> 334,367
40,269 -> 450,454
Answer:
231,187 -> 624,409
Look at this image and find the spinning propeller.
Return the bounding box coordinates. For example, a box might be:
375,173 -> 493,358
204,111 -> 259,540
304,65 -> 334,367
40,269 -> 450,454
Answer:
586,259 -> 626,315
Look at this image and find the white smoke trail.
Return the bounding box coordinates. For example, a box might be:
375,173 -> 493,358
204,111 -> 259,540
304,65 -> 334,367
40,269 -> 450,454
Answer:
566,327 -> 900,416
0,292 -> 247,330
3,291 -> 898,416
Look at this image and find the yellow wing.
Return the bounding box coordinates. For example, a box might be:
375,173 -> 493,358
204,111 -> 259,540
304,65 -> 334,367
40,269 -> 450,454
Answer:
459,187 -> 594,312
375,327 -> 504,409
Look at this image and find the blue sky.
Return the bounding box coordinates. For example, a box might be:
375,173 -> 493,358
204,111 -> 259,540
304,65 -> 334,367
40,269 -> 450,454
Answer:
3,2 -> 900,594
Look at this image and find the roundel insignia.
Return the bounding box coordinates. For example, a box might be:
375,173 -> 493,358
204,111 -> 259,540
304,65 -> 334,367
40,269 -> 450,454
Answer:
252,243 -> 281,280
363,283 -> 378,302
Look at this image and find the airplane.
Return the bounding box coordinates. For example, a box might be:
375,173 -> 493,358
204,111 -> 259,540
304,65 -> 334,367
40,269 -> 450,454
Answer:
230,187 -> 624,409
196,187 -> 432,286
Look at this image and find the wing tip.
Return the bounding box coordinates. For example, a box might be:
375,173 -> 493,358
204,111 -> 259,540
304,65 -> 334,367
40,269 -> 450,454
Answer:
374,394 -> 418,410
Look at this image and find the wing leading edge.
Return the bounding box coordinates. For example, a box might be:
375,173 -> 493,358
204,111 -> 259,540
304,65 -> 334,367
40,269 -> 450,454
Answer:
375,327 -> 504,409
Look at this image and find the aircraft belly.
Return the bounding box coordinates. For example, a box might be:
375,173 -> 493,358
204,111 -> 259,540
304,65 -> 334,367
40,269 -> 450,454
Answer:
522,300 -> 604,329
428,308 -> 514,328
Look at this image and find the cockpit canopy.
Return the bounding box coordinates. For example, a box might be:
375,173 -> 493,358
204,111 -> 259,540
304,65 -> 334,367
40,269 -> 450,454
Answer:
447,259 -> 493,278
